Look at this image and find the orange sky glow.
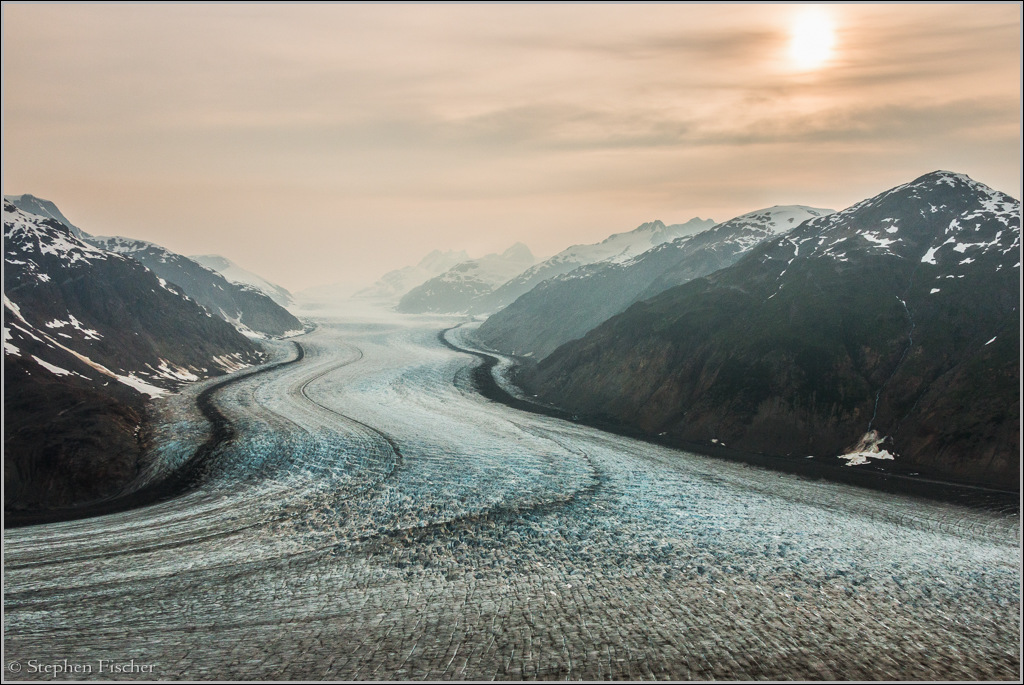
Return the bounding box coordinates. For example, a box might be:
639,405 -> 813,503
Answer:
3,4 -> 1020,292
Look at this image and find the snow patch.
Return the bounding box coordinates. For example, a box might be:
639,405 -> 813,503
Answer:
212,353 -> 252,372
860,232 -> 898,249
114,373 -> 169,398
30,355 -> 86,379
4,295 -> 29,325
43,314 -> 102,340
4,326 -> 21,355
838,430 -> 895,467
150,359 -> 201,382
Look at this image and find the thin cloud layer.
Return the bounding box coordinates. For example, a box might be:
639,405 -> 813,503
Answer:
3,4 -> 1020,291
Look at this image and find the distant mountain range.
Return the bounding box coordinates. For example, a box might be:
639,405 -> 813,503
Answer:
355,249 -> 470,302
3,199 -> 265,512
475,205 -> 832,359
472,217 -> 717,316
520,172 -> 1019,488
392,218 -> 719,316
396,243 -> 537,314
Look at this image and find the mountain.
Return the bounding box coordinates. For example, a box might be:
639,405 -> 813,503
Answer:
4,193 -> 86,238
354,249 -> 471,301
5,195 -> 302,337
190,253 -> 294,308
522,172 -> 1020,488
396,243 -> 537,314
4,200 -> 265,512
475,206 -> 832,359
85,236 -> 303,337
473,217 -> 716,315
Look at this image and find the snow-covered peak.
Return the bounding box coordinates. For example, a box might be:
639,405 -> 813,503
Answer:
774,171 -> 1020,273
3,194 -> 86,237
417,249 -> 471,271
396,242 -> 540,313
721,205 -> 835,235
355,249 -> 472,301
87,234 -> 164,254
676,205 -> 835,256
440,243 -> 537,287
4,200 -> 113,269
823,171 -> 1015,226
568,217 -> 714,262
500,242 -> 534,262
516,217 -> 718,281
913,170 -> 997,193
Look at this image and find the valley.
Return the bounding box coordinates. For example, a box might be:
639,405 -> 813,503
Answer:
4,311 -> 1019,680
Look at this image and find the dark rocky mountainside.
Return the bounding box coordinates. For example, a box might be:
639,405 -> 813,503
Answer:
6,194 -> 303,337
88,236 -> 303,337
476,206 -> 831,360
4,200 -> 264,513
523,172 -> 1019,489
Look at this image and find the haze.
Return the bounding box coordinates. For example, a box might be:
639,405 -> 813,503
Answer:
2,4 -> 1020,292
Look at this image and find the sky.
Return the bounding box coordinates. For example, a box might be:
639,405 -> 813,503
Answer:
3,4 -> 1021,293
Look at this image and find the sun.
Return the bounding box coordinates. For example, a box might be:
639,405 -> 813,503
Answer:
788,7 -> 835,71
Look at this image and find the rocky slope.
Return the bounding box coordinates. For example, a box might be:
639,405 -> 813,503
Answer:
86,236 -> 303,337
4,200 -> 265,513
190,253 -> 295,309
396,243 -> 536,314
476,206 -> 832,359
522,172 -> 1019,488
6,195 -> 303,337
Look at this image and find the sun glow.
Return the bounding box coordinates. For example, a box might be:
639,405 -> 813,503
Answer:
789,7 -> 835,71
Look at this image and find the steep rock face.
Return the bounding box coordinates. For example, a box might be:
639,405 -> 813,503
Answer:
396,243 -> 536,314
524,172 -> 1019,488
87,236 -> 303,337
476,206 -> 832,359
4,200 -> 264,512
4,358 -> 151,513
190,253 -> 294,309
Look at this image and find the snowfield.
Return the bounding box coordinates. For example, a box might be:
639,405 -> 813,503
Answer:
4,309 -> 1019,680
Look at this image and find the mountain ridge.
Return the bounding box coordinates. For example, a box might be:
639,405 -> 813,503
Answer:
353,249 -> 471,302
475,205 -> 833,359
86,235 -> 304,338
521,171 -> 1019,488
4,199 -> 266,512
190,253 -> 295,309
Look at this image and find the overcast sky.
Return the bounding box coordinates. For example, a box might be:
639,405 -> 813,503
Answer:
3,4 -> 1020,292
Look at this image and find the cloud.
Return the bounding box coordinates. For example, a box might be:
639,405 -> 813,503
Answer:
3,4 -> 1019,289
